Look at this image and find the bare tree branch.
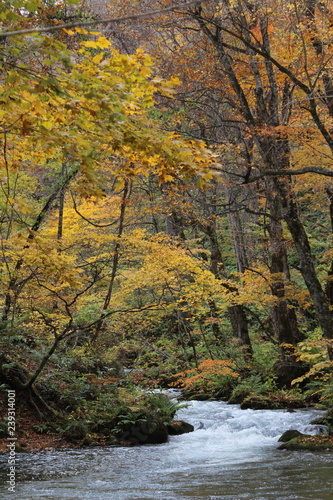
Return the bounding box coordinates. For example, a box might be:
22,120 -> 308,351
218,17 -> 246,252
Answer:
0,1 -> 203,38
213,165 -> 333,182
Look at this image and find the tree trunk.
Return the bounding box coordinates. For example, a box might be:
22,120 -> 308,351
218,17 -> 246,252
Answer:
225,185 -> 248,273
325,186 -> 333,305
276,177 -> 333,359
93,180 -> 130,341
201,218 -> 253,357
266,178 -> 304,350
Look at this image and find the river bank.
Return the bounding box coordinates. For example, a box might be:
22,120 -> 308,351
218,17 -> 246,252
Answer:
0,401 -> 79,454
1,391 -> 332,455
1,400 -> 332,500
0,389 -> 195,454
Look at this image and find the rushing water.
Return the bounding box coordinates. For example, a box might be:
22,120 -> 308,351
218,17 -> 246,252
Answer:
0,396 -> 332,500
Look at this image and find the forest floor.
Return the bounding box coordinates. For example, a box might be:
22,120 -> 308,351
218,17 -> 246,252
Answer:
0,401 -> 77,454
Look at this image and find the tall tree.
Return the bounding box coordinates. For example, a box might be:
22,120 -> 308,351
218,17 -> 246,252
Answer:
0,0 -> 219,392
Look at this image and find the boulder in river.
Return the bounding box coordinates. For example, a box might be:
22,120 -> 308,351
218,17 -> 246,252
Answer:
310,409 -> 333,429
278,429 -> 307,442
119,422 -> 169,445
167,420 -> 194,435
277,429 -> 333,451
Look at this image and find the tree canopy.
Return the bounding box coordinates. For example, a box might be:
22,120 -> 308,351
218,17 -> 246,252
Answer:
1,0 -> 333,450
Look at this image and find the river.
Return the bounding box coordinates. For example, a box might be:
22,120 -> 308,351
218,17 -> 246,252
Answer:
0,396 -> 332,499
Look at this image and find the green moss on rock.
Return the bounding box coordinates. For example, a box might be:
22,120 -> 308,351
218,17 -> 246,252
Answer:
278,435 -> 333,451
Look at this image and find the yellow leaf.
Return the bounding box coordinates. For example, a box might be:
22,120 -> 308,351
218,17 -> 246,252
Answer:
80,37 -> 111,50
80,40 -> 99,48
92,53 -> 104,64
75,27 -> 90,35
42,121 -> 54,130
96,37 -> 111,49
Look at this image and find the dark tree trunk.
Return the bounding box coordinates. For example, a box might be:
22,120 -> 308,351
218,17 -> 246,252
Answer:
165,210 -> 186,239
265,178 -> 304,349
192,9 -> 300,358
325,186 -> 333,305
228,304 -> 253,356
276,177 -> 333,359
201,219 -> 253,357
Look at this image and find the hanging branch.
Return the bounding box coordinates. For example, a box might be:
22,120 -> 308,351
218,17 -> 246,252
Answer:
0,1 -> 203,38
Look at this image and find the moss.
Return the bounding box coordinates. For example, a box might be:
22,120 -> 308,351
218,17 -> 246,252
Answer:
240,393 -> 305,410
278,435 -> 333,451
187,393 -> 212,401
310,409 -> 333,430
278,429 -> 306,442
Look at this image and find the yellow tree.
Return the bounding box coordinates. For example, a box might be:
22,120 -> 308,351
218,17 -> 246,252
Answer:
0,1 -> 218,394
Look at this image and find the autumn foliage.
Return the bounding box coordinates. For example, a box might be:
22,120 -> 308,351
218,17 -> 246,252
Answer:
1,0 -> 333,445
171,359 -> 239,397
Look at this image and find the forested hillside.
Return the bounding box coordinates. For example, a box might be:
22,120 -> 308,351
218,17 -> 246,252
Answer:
0,0 -> 333,450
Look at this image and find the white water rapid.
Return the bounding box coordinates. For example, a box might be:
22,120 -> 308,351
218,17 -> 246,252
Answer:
0,397 -> 332,499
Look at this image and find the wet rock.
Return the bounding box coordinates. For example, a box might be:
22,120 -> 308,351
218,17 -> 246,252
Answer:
277,427 -> 333,451
167,420 -> 194,435
278,435 -> 333,451
278,429 -> 306,442
119,423 -> 169,445
240,398 -> 271,410
240,395 -> 305,410
303,424 -> 329,435
310,410 -> 333,433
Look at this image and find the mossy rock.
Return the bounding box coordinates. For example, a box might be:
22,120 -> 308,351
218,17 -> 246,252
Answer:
104,436 -> 118,446
278,429 -> 306,442
278,435 -> 333,451
15,444 -> 29,453
81,437 -> 94,447
92,419 -> 116,435
0,422 -> 8,438
240,397 -> 271,410
167,420 -> 194,435
186,393 -> 212,401
228,390 -> 251,405
62,421 -> 89,443
310,409 -> 333,431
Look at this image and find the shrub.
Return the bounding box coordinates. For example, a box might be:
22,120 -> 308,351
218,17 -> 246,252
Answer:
170,359 -> 239,398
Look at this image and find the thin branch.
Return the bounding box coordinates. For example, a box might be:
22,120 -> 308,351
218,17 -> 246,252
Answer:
70,191 -> 120,228
246,165 -> 333,182
88,302 -> 165,329
0,1 -> 203,38
92,180 -> 130,340
192,9 -> 333,151
213,165 -> 333,181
